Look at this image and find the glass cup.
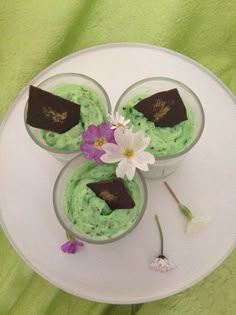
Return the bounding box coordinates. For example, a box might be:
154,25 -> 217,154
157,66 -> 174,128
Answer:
115,77 -> 205,179
53,155 -> 147,244
24,73 -> 111,162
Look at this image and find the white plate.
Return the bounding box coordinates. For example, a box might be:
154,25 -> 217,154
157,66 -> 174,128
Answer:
0,43 -> 235,304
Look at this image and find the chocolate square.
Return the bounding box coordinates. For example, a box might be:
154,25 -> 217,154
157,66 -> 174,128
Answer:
134,88 -> 187,127
87,178 -> 135,211
26,85 -> 81,133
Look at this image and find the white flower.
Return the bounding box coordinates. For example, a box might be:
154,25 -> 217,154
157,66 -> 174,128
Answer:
107,112 -> 130,130
164,182 -> 209,237
150,256 -> 175,273
186,216 -> 209,236
101,128 -> 155,180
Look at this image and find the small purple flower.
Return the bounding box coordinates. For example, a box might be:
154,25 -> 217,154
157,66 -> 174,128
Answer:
61,240 -> 84,254
80,123 -> 115,164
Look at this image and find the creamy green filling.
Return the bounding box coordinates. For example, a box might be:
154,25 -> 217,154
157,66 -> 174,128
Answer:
64,162 -> 142,240
122,95 -> 195,158
41,84 -> 106,151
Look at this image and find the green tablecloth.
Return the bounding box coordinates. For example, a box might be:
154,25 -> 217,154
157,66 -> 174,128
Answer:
0,1 -> 235,314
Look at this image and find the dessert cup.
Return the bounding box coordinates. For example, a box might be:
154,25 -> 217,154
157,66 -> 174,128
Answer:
115,77 -> 205,178
53,155 -> 147,244
25,73 -> 111,162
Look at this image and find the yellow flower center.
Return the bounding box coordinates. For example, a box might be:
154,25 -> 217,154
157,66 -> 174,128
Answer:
123,148 -> 134,159
117,122 -> 124,128
94,137 -> 107,150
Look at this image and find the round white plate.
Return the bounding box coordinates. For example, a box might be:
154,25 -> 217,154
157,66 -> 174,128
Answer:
0,43 -> 235,304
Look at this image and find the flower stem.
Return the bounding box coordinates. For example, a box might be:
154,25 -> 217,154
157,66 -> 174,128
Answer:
179,204 -> 193,221
155,214 -> 164,255
164,181 -> 193,221
66,231 -> 74,241
164,181 -> 181,205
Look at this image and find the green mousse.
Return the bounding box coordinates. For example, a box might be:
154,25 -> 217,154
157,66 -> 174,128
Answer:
122,95 -> 194,158
41,84 -> 106,151
64,162 -> 142,241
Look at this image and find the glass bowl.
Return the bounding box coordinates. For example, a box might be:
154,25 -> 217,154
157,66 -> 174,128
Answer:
53,155 -> 148,244
115,77 -> 205,179
25,73 -> 111,162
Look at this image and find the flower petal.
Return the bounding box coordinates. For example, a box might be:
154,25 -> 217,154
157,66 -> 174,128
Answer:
93,150 -> 104,164
116,159 -> 128,178
116,159 -> 136,180
133,130 -> 150,152
102,143 -> 122,159
106,130 -> 115,143
75,240 -> 84,247
126,160 -> 136,180
61,241 -> 70,253
61,240 -> 84,254
98,123 -> 110,136
186,216 -> 209,236
80,143 -> 97,160
150,257 -> 174,272
87,124 -> 100,138
107,113 -> 113,124
101,144 -> 122,163
99,123 -> 115,143
82,131 -> 94,143
134,151 -> 155,170
114,128 -> 133,149
68,244 -> 76,254
123,118 -> 130,126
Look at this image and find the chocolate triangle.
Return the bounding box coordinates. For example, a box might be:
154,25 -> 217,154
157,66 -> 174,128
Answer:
26,85 -> 81,134
134,88 -> 187,127
87,178 -> 135,211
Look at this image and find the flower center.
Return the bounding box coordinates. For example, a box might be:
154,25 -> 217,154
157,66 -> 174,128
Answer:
117,122 -> 124,128
123,148 -> 134,159
94,137 -> 107,150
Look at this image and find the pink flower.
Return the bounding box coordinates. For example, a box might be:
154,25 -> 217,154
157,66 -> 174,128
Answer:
80,123 -> 115,164
150,255 -> 175,273
61,240 -> 84,254
150,215 -> 175,273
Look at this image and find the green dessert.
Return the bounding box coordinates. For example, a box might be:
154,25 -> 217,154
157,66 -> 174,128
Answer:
64,161 -> 142,240
41,84 -> 106,151
122,94 -> 194,158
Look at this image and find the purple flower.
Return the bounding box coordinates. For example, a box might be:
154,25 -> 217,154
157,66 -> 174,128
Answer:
80,123 -> 115,164
61,240 -> 84,254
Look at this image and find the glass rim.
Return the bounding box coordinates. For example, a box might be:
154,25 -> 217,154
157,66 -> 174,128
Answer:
53,155 -> 148,244
24,72 -> 112,155
115,76 -> 205,160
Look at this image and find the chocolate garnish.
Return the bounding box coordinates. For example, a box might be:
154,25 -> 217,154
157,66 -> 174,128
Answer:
134,88 -> 187,127
87,178 -> 135,211
26,85 -> 81,134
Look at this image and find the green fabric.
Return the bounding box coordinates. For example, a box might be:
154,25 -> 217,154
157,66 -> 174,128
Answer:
0,0 -> 235,314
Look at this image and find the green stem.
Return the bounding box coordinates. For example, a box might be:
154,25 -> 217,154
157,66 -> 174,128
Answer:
164,181 -> 181,205
179,204 -> 193,221
66,231 -> 74,241
130,304 -> 142,315
131,304 -> 136,315
164,181 -> 193,221
155,214 -> 164,256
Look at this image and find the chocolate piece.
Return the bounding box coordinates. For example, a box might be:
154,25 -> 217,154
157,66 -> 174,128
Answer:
134,88 -> 187,127
26,85 -> 81,133
87,178 -> 135,211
